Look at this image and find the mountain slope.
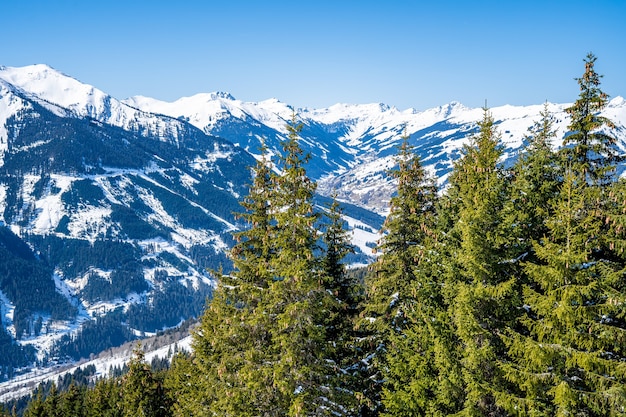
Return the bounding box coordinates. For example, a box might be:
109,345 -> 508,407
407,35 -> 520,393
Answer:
125,92 -> 626,213
0,66 -> 260,378
1,63 -> 625,385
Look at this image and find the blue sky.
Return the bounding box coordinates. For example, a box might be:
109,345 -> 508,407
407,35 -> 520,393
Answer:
3,0 -> 625,110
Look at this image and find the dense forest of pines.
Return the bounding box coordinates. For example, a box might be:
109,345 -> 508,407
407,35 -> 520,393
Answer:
4,53 -> 626,416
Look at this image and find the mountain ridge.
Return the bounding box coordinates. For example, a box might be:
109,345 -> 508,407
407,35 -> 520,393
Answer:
1,62 -> 626,388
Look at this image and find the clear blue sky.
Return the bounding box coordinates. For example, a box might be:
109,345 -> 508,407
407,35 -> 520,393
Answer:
3,0 -> 625,110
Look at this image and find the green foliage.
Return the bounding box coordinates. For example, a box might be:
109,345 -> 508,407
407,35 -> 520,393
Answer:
563,52 -> 621,186
51,310 -> 137,361
175,115 -> 352,416
121,347 -> 171,417
12,52 -> 626,417
498,56 -> 626,415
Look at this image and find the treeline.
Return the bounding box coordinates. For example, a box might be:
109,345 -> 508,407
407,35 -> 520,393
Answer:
1,350 -> 169,417
7,53 -> 626,416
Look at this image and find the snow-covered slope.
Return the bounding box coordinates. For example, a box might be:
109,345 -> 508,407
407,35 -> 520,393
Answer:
125,90 -> 626,213
0,65 -> 384,384
0,65 -> 199,143
0,66 -> 261,381
1,63 -> 626,388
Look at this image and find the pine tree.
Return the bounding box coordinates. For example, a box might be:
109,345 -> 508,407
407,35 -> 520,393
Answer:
444,107 -> 518,415
563,52 -> 620,186
319,194 -> 363,415
500,54 -> 626,416
359,131 -> 441,415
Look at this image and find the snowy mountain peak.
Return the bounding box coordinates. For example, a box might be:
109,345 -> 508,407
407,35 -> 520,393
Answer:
0,64 -> 107,114
609,96 -> 626,107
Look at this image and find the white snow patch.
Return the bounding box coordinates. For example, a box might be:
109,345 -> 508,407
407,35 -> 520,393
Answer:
67,205 -> 112,242
0,290 -> 16,338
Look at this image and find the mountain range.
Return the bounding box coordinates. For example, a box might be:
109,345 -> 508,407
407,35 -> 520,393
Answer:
1,63 -> 625,386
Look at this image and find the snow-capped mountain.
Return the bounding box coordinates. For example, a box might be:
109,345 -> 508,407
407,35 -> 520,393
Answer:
1,63 -> 626,386
0,65 -> 257,379
0,65 -> 383,383
123,90 -> 626,214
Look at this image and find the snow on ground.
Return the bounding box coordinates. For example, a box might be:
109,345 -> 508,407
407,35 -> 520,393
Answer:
67,205 -> 112,242
0,81 -> 32,163
0,333 -> 193,403
0,184 -> 7,223
343,214 -> 379,263
32,175 -> 75,233
0,289 -> 16,338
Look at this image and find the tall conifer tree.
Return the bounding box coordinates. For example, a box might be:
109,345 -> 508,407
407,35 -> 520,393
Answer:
502,53 -> 626,416
502,102 -> 560,259
563,53 -> 620,186
178,115 -> 344,416
445,108 -> 518,415
177,147 -> 278,416
359,131 -> 440,415
378,132 -> 464,416
266,113 -> 337,416
320,194 -> 363,415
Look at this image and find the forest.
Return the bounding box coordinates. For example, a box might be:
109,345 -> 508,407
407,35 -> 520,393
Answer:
3,53 -> 626,416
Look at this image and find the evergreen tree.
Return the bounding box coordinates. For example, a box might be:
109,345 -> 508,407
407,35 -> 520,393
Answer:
320,194 -> 363,415
178,147 -> 278,416
379,133 -> 464,417
563,52 -> 620,186
23,389 -> 46,417
180,114 -> 343,416
359,131 -> 441,415
264,113 -> 334,415
121,346 -> 170,417
85,378 -> 122,417
444,107 -> 518,415
59,382 -> 85,417
43,384 -> 60,417
503,102 -> 561,258
501,54 -> 626,416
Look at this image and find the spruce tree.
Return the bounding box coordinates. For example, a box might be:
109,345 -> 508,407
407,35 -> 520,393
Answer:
180,115 -> 342,416
444,107 -> 518,415
179,148 -> 278,416
563,52 -> 620,186
59,383 -> 85,417
359,131 -> 441,415
380,133 -> 463,416
121,346 -> 169,417
23,389 -> 46,417
85,378 -> 122,417
496,103 -> 561,414
502,102 -> 560,258
501,54 -> 626,416
320,194 -> 363,415
43,384 -> 60,417
265,113 -> 335,416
